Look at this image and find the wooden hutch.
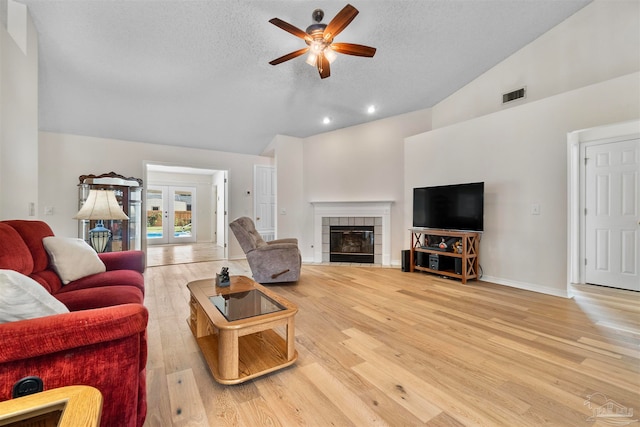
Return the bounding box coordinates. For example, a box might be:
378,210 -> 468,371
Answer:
77,172 -> 143,252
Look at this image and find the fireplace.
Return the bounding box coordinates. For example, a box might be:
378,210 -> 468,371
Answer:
330,226 -> 375,263
311,201 -> 393,266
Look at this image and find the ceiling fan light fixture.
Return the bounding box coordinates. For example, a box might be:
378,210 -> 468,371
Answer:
306,52 -> 318,66
269,4 -> 376,79
309,40 -> 323,54
324,48 -> 337,64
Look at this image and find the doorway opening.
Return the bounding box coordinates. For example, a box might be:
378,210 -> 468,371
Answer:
144,163 -> 228,266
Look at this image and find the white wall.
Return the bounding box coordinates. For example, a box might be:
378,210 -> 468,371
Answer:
38,132 -> 272,259
406,72 -> 640,297
0,3 -> 38,220
4,0 -> 638,288
272,0 -> 639,294
272,134 -> 304,243
404,0 -> 640,296
275,109 -> 432,263
213,170 -> 226,247
433,0 -> 640,129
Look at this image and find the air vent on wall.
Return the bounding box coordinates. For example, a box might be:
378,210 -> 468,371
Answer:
502,87 -> 526,104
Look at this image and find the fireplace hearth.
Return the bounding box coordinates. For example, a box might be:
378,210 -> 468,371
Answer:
330,225 -> 374,263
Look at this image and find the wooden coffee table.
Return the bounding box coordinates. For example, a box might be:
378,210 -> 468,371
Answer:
187,275 -> 298,384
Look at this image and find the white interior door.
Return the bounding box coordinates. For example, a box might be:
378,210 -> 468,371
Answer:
585,138 -> 640,290
254,165 -> 276,241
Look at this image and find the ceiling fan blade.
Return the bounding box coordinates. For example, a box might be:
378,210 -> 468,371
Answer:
317,54 -> 331,79
269,48 -> 309,65
330,43 -> 376,57
269,18 -> 311,42
323,4 -> 359,41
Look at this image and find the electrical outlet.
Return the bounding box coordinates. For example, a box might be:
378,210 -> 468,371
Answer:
531,203 -> 540,215
44,206 -> 54,215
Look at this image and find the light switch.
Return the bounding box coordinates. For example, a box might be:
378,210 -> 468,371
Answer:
531,203 -> 540,215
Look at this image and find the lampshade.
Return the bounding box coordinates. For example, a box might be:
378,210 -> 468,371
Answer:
75,190 -> 129,221
75,190 -> 128,253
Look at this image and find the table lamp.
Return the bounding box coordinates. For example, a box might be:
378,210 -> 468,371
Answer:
74,189 -> 129,252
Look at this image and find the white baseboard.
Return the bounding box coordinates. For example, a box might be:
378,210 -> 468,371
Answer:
481,275 -> 571,298
299,262 -> 568,297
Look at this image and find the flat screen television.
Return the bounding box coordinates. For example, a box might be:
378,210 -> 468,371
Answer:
413,182 -> 484,231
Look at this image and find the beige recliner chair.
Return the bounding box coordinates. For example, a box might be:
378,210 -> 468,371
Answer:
229,217 -> 301,284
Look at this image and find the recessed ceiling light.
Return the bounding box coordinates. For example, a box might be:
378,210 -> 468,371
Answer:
322,116 -> 332,125
367,105 -> 376,114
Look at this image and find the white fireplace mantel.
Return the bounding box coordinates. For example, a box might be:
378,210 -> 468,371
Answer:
311,201 -> 393,265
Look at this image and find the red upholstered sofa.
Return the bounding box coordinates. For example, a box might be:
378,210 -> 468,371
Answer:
0,220 -> 148,427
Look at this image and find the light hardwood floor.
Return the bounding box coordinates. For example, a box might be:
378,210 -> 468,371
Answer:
146,243 -> 225,267
142,261 -> 639,426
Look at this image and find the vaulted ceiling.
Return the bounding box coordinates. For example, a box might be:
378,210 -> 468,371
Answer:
17,0 -> 591,155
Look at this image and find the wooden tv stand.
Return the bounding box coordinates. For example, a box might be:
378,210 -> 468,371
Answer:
409,228 -> 480,284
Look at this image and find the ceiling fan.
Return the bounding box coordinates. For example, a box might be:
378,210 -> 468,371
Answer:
268,4 -> 376,79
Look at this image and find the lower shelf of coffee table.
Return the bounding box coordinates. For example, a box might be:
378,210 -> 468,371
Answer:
196,330 -> 298,385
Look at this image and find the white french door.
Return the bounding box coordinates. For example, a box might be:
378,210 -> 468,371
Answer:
147,185 -> 197,245
585,138 -> 639,291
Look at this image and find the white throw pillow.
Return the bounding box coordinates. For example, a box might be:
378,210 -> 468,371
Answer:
0,269 -> 69,323
43,236 -> 106,284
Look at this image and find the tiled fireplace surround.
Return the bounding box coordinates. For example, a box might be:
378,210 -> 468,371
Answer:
312,201 -> 392,266
323,217 -> 382,263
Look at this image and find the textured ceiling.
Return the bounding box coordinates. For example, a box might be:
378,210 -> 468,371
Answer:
17,0 -> 591,155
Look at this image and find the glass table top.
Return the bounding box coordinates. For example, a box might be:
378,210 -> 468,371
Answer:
209,289 -> 285,321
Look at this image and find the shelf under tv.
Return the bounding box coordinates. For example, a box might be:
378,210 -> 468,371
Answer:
409,228 -> 480,284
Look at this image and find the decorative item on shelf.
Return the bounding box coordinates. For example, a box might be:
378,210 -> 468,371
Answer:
74,190 -> 129,253
438,237 -> 460,252
216,267 -> 230,287
452,240 -> 463,254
